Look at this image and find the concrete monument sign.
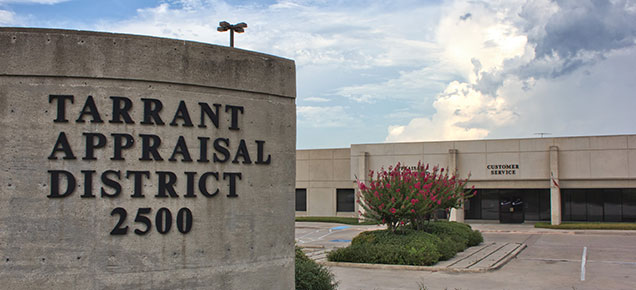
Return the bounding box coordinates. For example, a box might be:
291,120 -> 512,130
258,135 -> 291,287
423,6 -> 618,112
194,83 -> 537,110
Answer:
0,28 -> 296,289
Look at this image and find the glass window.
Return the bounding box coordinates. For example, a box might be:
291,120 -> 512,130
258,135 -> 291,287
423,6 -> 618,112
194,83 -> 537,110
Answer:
603,189 -> 622,222
524,189 -> 540,221
623,189 -> 636,222
539,190 -> 551,221
336,189 -> 355,212
295,189 -> 307,211
465,189 -> 481,219
586,189 -> 603,222
480,189 -> 499,220
570,189 -> 587,221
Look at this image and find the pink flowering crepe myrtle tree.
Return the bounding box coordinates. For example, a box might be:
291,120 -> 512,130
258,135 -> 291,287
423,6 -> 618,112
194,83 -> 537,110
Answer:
356,162 -> 474,232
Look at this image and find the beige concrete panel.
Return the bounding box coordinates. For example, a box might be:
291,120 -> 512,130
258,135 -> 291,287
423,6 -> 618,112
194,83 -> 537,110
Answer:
350,154 -> 361,180
419,155 -> 449,170
485,153 -> 520,179
389,142 -> 424,155
422,141 -> 455,154
295,181 -> 309,188
486,139 -> 520,152
296,159 -> 310,181
368,156 -> 410,171
352,144 -> 389,156
589,135 -> 628,149
454,140 -> 486,153
333,158 -> 352,181
308,181 -> 354,189
350,144 -> 372,156
457,153 -> 487,180
297,150 -> 310,160
630,150 -> 636,177
520,138 -> 554,152
559,151 -> 591,179
468,180 -> 549,189
333,182 -> 356,189
590,150 -> 629,178
333,148 -> 351,159
554,136 -> 591,150
561,179 -> 636,188
309,159 -> 334,181
307,188 -> 334,216
519,152 -> 550,179
628,136 -> 636,149
309,149 -> 335,160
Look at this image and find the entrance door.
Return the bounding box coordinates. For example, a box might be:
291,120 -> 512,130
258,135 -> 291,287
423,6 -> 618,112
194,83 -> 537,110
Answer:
499,196 -> 524,223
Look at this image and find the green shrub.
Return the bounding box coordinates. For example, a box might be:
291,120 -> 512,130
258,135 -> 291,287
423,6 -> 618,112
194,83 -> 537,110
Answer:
295,247 -> 338,290
421,221 -> 482,248
328,229 -> 443,266
467,229 -> 484,246
328,222 -> 484,266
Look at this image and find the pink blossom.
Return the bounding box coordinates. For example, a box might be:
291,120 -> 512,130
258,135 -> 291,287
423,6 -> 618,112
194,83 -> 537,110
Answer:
411,209 -> 416,213
390,208 -> 397,214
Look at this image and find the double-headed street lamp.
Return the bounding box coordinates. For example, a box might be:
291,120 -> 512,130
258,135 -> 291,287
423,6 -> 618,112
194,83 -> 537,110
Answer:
217,21 -> 247,48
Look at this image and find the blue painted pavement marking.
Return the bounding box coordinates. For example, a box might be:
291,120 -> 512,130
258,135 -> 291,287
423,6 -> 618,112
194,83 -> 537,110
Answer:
330,239 -> 352,242
330,226 -> 351,230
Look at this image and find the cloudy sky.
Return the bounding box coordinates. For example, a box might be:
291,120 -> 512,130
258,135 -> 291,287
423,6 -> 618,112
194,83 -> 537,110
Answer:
2,0 -> 635,148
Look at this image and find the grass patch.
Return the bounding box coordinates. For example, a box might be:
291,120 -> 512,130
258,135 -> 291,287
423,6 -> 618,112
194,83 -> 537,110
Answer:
327,221 -> 483,266
535,222 -> 636,230
295,216 -> 378,225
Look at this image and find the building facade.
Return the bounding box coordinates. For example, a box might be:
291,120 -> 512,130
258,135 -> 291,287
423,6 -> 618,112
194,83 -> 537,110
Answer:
296,134 -> 636,224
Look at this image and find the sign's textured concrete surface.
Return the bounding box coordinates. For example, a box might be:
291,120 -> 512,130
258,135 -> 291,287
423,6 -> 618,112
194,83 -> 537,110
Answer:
0,28 -> 296,289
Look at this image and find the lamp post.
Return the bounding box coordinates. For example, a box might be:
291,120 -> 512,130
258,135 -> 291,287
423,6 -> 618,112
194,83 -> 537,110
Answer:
217,21 -> 247,48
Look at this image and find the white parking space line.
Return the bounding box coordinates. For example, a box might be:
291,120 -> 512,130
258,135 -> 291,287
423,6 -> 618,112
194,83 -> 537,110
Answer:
581,246 -> 588,281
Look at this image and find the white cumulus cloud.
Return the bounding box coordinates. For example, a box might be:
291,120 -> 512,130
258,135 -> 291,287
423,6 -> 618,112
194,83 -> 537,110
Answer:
0,9 -> 14,24
385,0 -> 636,143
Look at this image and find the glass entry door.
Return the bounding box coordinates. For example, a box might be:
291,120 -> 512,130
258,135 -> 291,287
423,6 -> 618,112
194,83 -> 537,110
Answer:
499,196 -> 524,223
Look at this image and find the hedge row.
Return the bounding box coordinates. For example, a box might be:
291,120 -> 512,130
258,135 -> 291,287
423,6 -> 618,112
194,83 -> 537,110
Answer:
327,221 -> 483,266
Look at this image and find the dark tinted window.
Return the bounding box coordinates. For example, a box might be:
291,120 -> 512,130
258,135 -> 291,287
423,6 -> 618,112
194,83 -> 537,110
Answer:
295,189 -> 307,211
336,189 -> 355,212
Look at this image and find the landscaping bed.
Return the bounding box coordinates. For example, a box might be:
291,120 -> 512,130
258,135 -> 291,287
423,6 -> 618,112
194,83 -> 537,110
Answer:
327,221 -> 483,266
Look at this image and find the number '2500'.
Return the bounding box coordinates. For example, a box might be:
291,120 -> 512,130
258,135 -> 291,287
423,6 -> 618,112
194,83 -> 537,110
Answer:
110,207 -> 193,235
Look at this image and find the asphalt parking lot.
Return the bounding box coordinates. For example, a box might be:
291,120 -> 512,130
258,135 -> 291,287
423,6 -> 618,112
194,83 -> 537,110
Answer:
295,222 -> 636,290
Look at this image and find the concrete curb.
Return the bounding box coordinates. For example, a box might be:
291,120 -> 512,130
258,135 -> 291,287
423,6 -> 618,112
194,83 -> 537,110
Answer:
478,229 -> 636,236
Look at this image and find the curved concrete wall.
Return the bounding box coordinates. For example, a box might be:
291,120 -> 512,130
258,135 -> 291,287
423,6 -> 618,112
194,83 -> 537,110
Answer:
0,28 -> 296,289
